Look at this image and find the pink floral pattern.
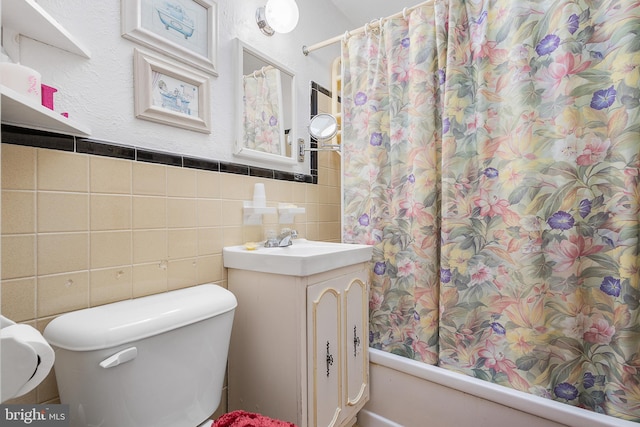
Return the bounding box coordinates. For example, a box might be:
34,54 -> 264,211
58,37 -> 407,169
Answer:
242,68 -> 284,155
342,0 -> 640,421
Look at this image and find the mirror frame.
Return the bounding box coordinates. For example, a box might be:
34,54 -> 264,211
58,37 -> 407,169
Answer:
234,38 -> 297,165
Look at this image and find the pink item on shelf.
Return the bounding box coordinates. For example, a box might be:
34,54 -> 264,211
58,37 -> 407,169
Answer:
61,112 -> 69,118
41,84 -> 58,110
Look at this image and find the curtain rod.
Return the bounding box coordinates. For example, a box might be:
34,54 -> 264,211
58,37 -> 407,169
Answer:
302,0 -> 434,56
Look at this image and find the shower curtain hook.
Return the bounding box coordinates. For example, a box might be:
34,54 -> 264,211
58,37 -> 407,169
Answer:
379,17 -> 384,30
402,7 -> 408,20
343,30 -> 350,43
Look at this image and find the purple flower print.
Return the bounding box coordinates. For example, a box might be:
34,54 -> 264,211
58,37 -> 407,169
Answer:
374,261 -> 386,276
407,173 -> 416,183
413,311 -> 420,321
401,37 -> 410,48
358,213 -> 370,226
590,86 -> 617,110
490,322 -> 506,335
554,383 -> 579,400
483,167 -> 499,178
437,69 -> 446,85
443,117 -> 451,134
535,34 -> 560,56
441,268 -> 451,283
567,14 -> 579,34
269,116 -> 278,126
370,132 -> 383,146
583,372 -> 595,389
600,276 -> 621,297
547,211 -> 575,230
578,199 -> 592,218
354,91 -> 368,106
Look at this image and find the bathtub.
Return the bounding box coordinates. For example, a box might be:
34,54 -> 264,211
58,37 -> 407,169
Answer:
358,348 -> 636,427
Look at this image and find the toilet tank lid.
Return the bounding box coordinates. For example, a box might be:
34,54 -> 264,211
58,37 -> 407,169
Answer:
44,284 -> 237,351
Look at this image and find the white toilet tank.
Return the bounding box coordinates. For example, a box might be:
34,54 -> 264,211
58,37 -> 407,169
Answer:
44,284 -> 237,427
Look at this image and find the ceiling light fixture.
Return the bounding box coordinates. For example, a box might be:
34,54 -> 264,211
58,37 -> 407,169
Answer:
256,0 -> 299,36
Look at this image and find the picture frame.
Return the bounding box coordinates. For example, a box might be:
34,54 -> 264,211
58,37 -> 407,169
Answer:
133,48 -> 211,133
122,0 -> 218,76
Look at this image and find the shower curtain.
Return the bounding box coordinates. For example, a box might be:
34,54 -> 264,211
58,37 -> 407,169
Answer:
342,0 -> 640,421
242,67 -> 285,155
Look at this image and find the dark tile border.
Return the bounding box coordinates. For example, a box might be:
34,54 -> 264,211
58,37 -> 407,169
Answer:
1,124 -> 313,184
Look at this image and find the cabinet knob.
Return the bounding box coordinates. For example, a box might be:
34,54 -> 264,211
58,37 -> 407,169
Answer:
326,341 -> 334,377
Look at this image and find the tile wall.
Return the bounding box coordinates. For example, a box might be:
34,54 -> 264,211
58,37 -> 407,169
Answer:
0,82 -> 342,413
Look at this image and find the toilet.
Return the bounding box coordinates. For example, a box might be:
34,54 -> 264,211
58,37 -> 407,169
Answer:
43,284 -> 237,427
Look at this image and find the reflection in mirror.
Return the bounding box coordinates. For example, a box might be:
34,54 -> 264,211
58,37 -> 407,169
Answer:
235,39 -> 296,164
307,113 -> 340,152
309,113 -> 338,141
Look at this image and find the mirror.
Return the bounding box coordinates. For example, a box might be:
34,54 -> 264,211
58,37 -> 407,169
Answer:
309,114 -> 338,141
235,39 -> 297,164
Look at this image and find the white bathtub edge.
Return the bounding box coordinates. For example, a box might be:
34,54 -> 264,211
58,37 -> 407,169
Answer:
369,348 -> 635,427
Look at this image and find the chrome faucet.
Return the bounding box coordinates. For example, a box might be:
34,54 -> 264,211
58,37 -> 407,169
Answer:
264,228 -> 298,247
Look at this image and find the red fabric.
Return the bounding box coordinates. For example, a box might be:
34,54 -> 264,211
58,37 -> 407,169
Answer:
213,410 -> 297,427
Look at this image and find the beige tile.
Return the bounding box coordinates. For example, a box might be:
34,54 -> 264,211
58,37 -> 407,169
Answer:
196,170 -> 220,198
2,235 -> 35,279
133,196 -> 166,229
38,233 -> 88,276
306,184 -> 319,203
243,225 -> 263,243
293,183 -> 306,204
168,258 -> 198,290
37,271 -> 89,317
38,192 -> 88,232
1,277 -> 36,322
2,144 -> 36,190
222,227 -> 243,247
133,230 -> 168,263
90,266 -> 133,306
197,199 -> 222,227
90,194 -> 132,231
90,156 -> 132,194
90,231 -> 131,269
3,190 -> 35,234
37,149 -> 88,192
168,228 -> 198,259
133,162 -> 166,196
198,227 -> 223,256
221,200 -> 243,226
197,254 -> 223,284
167,198 -> 197,228
132,262 -> 167,297
167,166 -> 196,197
221,174 -> 251,200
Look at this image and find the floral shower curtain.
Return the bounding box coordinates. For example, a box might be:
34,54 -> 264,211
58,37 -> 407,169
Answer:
342,0 -> 640,421
242,67 -> 285,155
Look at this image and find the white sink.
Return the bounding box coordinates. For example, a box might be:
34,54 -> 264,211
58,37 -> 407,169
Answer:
223,239 -> 373,276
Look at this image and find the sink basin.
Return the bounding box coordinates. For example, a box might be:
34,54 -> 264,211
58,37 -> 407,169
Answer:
223,239 -> 373,276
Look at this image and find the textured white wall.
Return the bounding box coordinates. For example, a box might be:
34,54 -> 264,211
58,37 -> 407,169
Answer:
16,0 -> 349,173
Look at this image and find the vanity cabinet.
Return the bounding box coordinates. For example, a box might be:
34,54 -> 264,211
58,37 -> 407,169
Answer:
227,262 -> 370,427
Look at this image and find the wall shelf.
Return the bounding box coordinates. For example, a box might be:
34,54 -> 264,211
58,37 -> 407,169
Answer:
1,85 -> 91,136
1,0 -> 91,59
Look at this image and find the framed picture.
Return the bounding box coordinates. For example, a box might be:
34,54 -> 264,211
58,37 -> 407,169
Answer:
133,48 -> 211,133
122,0 -> 217,76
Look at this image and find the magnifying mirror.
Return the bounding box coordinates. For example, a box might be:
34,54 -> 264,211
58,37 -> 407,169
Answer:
309,114 -> 338,141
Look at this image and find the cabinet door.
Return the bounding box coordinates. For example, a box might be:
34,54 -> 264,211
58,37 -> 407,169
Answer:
344,276 -> 368,408
308,282 -> 342,427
